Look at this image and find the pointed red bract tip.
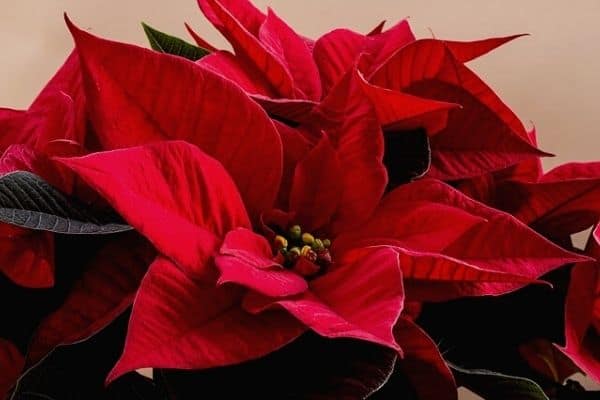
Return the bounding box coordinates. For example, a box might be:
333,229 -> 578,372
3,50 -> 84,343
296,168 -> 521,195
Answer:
184,22 -> 218,51
63,12 -> 93,49
367,20 -> 386,36
445,33 -> 530,63
63,12 -> 77,34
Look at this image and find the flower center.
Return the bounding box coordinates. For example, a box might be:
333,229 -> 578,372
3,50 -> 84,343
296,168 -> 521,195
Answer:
271,224 -> 332,278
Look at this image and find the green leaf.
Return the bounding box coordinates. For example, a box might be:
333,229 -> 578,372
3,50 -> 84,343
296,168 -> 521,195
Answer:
142,22 -> 210,61
0,171 -> 131,234
450,363 -> 549,400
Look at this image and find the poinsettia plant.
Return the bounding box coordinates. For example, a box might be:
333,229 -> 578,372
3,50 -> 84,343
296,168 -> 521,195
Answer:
1,0 -> 600,399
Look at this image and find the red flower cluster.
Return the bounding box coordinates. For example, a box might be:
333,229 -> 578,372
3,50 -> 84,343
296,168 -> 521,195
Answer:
1,0 -> 599,398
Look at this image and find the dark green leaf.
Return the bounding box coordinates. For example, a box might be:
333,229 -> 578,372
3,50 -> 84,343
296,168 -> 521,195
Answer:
142,22 -> 210,61
161,333 -> 397,399
451,363 -> 549,400
0,171 -> 131,234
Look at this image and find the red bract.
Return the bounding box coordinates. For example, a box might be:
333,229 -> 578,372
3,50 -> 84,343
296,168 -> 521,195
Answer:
192,0 -> 548,182
65,16 -> 281,222
52,18 -> 587,394
499,162 -> 600,238
1,1 -> 598,398
0,51 -> 85,288
197,0 -> 317,99
57,135 -> 583,388
25,235 -> 155,367
456,154 -> 600,382
560,227 -> 600,382
0,41 -> 154,393
459,159 -> 600,243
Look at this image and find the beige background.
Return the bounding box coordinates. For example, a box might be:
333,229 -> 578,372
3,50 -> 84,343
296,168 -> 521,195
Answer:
2,0 -> 600,398
3,0 -> 600,169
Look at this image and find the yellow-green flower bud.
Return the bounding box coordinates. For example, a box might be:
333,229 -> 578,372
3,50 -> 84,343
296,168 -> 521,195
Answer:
289,225 -> 302,240
288,246 -> 301,260
312,238 -> 324,251
273,235 -> 288,249
301,232 -> 315,245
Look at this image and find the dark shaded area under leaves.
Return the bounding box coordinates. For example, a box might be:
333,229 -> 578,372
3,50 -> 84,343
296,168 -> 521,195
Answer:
383,128 -> 431,189
417,265 -> 600,399
0,234 -> 117,353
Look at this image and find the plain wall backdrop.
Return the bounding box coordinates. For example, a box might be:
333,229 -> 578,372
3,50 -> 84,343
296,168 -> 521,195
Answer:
2,1 -> 600,398
2,0 -> 600,169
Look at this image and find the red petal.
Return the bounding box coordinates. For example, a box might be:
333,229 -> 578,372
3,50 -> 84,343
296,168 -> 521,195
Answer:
258,8 -> 321,100
197,0 -> 315,54
501,127 -> 543,182
0,142 -> 78,195
560,339 -> 600,384
337,245 -> 537,301
0,225 -> 54,288
184,22 -> 218,51
0,51 -> 85,153
456,129 -> 542,204
272,121 -> 312,208
391,179 -> 587,294
197,0 -> 295,97
500,162 -> 600,236
445,34 -> 528,63
107,256 -> 305,382
199,50 -> 275,96
315,70 -> 387,233
250,95 -> 318,124
289,135 -> 343,231
370,39 -> 547,180
364,19 -> 416,75
215,228 -> 308,297
394,248 -> 539,301
244,247 -> 403,352
357,72 -> 459,134
56,141 -> 248,275
0,338 -> 23,399
0,145 -> 49,181
31,92 -> 78,152
367,20 -> 386,36
560,232 -> 600,381
394,318 -> 457,400
197,0 -> 265,37
29,51 -> 86,147
314,20 -> 415,95
334,198 -> 485,255
0,108 -> 29,151
67,18 -> 282,219
313,28 -> 365,94
26,235 -> 154,366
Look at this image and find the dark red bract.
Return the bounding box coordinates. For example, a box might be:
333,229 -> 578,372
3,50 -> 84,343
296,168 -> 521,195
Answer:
0,1 -> 599,398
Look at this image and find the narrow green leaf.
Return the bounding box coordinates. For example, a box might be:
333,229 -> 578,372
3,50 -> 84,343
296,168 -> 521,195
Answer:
142,22 -> 210,61
450,363 -> 549,400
